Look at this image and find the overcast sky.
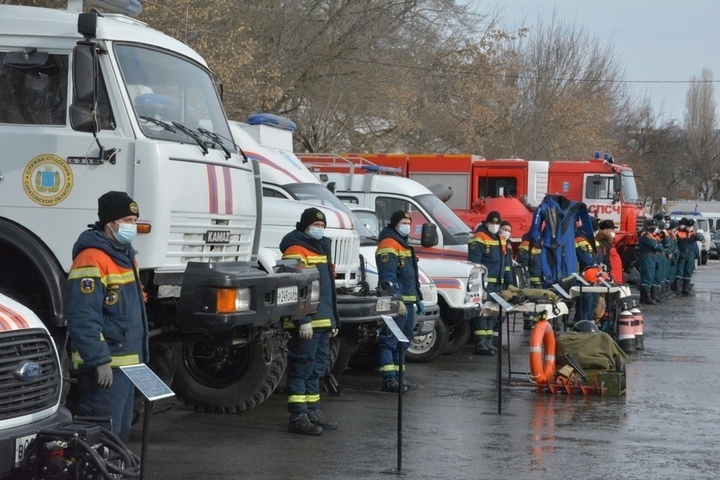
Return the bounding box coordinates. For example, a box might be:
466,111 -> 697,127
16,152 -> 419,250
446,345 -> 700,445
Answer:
478,0 -> 720,124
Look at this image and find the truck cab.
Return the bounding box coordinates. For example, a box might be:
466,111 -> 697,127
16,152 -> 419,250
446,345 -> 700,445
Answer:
0,1 -> 318,414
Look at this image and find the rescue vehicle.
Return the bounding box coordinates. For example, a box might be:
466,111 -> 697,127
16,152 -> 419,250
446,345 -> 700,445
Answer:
230,117 -> 449,365
303,152 -> 646,275
295,154 -> 488,352
0,292 -> 72,478
0,1 -> 318,414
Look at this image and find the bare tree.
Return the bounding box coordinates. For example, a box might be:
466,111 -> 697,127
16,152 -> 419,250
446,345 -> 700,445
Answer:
684,68 -> 720,200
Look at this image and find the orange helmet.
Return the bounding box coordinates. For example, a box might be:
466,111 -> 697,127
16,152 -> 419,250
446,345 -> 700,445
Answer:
583,265 -> 610,285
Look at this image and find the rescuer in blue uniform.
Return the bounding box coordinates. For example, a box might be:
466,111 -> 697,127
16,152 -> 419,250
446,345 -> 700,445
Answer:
638,218 -> 663,304
652,213 -> 672,300
468,211 -> 508,354
66,191 -> 149,443
280,207 -> 340,435
574,217 -> 599,323
674,217 -> 704,296
666,220 -> 679,295
518,231 -> 543,330
376,210 -> 423,393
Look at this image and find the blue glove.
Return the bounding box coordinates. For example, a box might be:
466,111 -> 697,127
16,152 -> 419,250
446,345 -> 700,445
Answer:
416,301 -> 425,314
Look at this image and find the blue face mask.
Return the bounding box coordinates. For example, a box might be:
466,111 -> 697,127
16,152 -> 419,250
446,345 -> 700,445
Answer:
308,227 -> 325,240
112,222 -> 137,244
397,224 -> 411,237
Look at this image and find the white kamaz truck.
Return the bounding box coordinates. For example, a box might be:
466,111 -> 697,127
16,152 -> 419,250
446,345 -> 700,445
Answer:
0,1 -> 318,413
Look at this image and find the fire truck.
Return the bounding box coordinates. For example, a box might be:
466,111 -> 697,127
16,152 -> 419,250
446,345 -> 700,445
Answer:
325,153 -> 646,273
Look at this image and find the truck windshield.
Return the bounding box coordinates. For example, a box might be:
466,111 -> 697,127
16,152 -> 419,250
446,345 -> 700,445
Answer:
415,193 -> 473,236
620,170 -> 640,202
115,45 -> 233,151
284,183 -> 375,238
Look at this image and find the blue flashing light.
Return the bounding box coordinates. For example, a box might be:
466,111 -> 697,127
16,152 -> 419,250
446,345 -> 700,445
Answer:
87,0 -> 143,16
594,151 -> 601,159
246,113 -> 297,132
360,165 -> 402,174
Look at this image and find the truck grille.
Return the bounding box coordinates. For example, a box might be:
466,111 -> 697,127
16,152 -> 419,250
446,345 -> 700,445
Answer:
166,213 -> 255,267
420,283 -> 438,305
328,232 -> 360,288
0,329 -> 61,420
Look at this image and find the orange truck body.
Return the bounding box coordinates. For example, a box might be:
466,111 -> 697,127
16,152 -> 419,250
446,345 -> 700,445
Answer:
311,153 -> 645,270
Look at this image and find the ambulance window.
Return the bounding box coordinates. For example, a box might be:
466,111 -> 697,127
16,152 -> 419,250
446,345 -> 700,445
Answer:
0,52 -> 68,125
262,188 -> 289,198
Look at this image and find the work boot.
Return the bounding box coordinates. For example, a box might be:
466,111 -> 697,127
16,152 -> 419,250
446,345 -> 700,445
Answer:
651,286 -> 663,303
523,319 -> 534,331
307,409 -> 338,431
671,280 -> 678,292
288,413 -> 323,436
474,340 -> 494,356
643,289 -> 656,305
489,336 -> 500,352
381,378 -> 410,393
682,282 -> 695,297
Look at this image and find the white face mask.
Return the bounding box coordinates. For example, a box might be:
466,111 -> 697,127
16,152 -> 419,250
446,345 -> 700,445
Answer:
487,224 -> 500,235
610,231 -> 616,239
112,222 -> 137,244
308,227 -> 325,240
397,224 -> 411,237
499,230 -> 511,240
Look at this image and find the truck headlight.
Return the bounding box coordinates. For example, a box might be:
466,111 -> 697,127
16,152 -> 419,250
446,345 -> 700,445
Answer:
311,280 -> 320,302
216,288 -> 251,313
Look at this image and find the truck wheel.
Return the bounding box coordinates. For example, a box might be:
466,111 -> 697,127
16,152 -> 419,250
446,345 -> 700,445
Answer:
172,340 -> 287,413
442,317 -> 472,355
701,251 -> 708,265
330,337 -> 360,377
407,318 -> 449,363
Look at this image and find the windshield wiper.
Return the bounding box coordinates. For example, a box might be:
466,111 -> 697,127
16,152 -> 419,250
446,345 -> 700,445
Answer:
197,127 -> 232,159
139,116 -> 176,133
172,122 -> 209,155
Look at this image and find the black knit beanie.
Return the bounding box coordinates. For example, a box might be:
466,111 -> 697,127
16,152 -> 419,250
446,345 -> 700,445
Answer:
297,207 -> 326,232
485,211 -> 501,224
98,191 -> 139,226
389,210 -> 411,228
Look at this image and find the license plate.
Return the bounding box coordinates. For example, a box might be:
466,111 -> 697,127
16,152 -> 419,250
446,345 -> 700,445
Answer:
376,298 -> 392,312
421,320 -> 435,333
277,286 -> 298,305
15,433 -> 36,466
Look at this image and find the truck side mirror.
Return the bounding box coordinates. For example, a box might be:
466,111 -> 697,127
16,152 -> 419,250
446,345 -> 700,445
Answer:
70,43 -> 98,133
613,174 -> 621,193
421,223 -> 438,247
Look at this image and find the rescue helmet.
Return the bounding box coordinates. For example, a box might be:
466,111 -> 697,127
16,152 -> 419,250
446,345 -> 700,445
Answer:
644,218 -> 658,228
668,220 -> 678,230
572,320 -> 600,334
652,213 -> 664,222
583,265 -> 609,285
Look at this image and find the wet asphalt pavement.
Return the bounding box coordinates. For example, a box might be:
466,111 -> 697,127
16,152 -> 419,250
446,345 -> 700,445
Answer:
128,262 -> 720,480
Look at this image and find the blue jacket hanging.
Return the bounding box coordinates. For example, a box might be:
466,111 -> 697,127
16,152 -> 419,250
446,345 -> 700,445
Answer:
529,195 -> 594,288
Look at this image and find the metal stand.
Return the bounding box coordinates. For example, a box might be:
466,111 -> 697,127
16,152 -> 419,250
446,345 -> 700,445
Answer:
488,293 -> 514,415
380,315 -> 410,476
140,398 -> 151,480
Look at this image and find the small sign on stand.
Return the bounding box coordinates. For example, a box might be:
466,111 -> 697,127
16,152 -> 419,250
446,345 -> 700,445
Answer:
379,315 -> 410,476
120,364 -> 175,480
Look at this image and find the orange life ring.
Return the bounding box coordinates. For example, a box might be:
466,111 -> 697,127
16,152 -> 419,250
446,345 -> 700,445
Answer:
529,319 -> 556,384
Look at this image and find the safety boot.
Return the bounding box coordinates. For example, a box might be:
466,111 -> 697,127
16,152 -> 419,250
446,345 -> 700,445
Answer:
651,286 -> 663,303
474,339 -> 495,356
640,289 -> 655,305
682,282 -> 695,297
307,409 -> 338,431
288,413 -> 323,436
381,378 -> 410,393
671,279 -> 678,292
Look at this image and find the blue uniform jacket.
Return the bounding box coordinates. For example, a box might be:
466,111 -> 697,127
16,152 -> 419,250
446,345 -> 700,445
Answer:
376,226 -> 422,303
468,225 -> 509,287
280,230 -> 339,329
65,224 -> 149,373
518,232 -> 543,285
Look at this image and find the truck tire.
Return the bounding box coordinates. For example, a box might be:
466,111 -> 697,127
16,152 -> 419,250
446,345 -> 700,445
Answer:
172,340 -> 287,413
407,317 -> 449,363
442,317 -> 472,355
